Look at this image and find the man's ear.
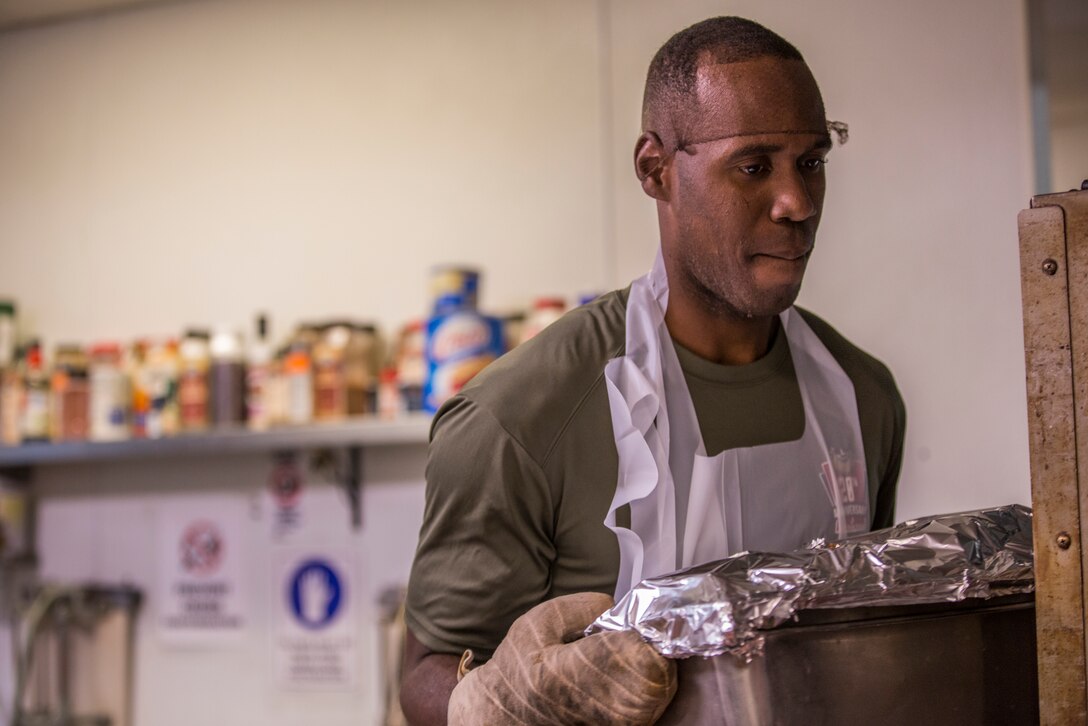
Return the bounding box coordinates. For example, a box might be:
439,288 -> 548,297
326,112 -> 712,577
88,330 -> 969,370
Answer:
634,132 -> 671,202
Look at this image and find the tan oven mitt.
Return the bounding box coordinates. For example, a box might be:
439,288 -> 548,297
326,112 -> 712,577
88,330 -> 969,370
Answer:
447,592 -> 676,726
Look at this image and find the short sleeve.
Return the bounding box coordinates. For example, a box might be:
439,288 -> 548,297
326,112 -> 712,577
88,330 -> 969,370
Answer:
871,381 -> 907,530
405,395 -> 557,661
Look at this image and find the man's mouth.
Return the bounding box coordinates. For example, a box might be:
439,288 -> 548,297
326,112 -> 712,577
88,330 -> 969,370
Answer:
753,249 -> 811,262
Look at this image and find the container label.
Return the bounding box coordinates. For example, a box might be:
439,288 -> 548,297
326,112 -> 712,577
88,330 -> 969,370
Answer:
424,312 -> 503,412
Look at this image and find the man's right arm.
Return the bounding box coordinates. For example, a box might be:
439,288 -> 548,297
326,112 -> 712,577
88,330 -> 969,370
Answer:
401,396 -> 557,723
400,628 -> 460,726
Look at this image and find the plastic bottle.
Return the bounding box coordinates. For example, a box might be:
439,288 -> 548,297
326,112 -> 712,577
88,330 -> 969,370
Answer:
210,327 -> 246,426
178,329 -> 211,432
128,340 -> 150,438
283,342 -> 313,425
143,338 -> 180,439
394,321 -> 425,412
246,314 -> 273,431
19,340 -> 49,443
377,367 -> 404,420
89,342 -> 129,442
267,349 -> 288,427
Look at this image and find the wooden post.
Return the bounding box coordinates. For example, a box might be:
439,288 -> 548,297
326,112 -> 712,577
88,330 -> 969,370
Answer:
1019,187 -> 1088,725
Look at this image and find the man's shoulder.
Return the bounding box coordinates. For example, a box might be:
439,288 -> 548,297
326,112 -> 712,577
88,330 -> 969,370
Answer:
436,288 -> 629,462
795,307 -> 902,406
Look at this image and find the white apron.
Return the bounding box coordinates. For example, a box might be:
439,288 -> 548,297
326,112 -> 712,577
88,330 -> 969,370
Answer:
603,254 -> 870,598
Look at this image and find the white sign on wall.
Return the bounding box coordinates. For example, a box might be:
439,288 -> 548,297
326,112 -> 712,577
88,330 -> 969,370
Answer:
267,454 -> 305,540
273,548 -> 358,690
157,496 -> 247,644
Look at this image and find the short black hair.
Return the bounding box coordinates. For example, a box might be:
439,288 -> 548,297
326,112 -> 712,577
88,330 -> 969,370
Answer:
642,17 -> 807,146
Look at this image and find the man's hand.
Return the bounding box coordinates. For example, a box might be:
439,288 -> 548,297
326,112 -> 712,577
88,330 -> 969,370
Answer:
448,592 -> 676,726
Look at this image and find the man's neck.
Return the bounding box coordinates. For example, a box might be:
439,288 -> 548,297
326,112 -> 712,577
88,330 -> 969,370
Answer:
663,291 -> 779,366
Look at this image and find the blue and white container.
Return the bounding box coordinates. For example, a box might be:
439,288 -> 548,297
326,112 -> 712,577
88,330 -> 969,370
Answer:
423,293 -> 503,413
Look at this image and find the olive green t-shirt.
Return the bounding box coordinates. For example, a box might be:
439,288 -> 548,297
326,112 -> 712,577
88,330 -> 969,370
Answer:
406,288 -> 906,660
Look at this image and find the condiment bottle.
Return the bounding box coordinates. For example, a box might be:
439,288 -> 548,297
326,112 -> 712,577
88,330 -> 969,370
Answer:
395,321 -> 426,412
89,341 -> 130,442
313,324 -> 348,422
51,344 -> 91,442
20,340 -> 50,443
143,338 -> 180,439
246,314 -> 273,431
377,367 -> 404,420
178,329 -> 211,432
128,340 -> 150,438
283,342 -> 313,425
210,327 -> 246,426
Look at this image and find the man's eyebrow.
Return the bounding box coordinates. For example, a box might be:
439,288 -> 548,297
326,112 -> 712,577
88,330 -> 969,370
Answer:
721,142 -> 784,160
679,131 -> 833,155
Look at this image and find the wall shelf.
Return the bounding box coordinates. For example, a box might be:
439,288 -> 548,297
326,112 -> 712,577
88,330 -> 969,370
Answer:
0,414 -> 433,528
0,413 -> 432,468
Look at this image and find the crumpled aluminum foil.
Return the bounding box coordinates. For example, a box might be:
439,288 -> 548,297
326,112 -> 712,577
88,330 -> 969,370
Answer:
587,504 -> 1033,661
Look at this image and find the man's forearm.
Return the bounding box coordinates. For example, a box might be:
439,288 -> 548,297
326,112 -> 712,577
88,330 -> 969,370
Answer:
400,629 -> 460,726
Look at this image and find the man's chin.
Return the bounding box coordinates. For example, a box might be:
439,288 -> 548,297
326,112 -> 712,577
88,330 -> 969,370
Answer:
746,285 -> 804,318
708,286 -> 801,321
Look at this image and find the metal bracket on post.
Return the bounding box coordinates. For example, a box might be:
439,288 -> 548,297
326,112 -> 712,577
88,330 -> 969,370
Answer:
345,445 -> 363,530
311,446 -> 365,531
0,465 -> 33,486
309,446 -> 365,530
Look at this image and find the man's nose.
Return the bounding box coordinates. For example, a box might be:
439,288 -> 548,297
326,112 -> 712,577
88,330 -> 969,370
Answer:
769,170 -> 818,223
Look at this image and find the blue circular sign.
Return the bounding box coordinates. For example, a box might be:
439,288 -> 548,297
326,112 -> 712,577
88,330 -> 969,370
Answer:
288,559 -> 343,629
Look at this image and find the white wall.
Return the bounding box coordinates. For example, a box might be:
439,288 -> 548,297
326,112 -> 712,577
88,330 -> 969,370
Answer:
0,1 -> 1037,723
0,0 -> 608,342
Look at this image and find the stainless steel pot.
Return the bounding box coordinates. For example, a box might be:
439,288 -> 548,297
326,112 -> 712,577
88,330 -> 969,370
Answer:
658,594 -> 1037,726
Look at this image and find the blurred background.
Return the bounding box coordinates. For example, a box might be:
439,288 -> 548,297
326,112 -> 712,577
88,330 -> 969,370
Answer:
0,0 -> 1084,724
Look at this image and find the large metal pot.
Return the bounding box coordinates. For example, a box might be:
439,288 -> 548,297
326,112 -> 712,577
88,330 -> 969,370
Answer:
658,594 -> 1037,726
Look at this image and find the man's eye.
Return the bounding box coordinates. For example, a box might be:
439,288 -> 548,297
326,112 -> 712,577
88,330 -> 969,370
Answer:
800,157 -> 827,172
738,163 -> 768,176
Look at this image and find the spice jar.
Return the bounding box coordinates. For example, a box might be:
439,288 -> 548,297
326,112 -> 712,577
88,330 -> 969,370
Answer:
51,344 -> 90,442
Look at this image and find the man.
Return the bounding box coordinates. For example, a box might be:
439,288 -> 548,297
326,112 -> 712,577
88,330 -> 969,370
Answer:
401,16 -> 906,725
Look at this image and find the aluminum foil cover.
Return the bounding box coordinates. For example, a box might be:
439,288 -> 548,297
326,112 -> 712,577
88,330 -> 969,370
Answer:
588,504 -> 1033,661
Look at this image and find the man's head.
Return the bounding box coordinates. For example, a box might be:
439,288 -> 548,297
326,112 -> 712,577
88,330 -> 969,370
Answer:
636,17 -> 831,322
